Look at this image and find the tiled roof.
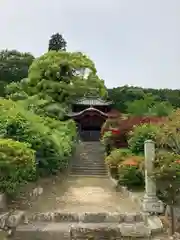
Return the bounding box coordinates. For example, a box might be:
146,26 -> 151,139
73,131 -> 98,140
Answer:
73,97 -> 112,106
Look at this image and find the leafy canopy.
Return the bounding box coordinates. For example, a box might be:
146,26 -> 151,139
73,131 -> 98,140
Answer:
126,93 -> 173,117
6,51 -> 107,105
0,49 -> 34,84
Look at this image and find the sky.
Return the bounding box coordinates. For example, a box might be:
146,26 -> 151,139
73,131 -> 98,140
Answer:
0,0 -> 180,89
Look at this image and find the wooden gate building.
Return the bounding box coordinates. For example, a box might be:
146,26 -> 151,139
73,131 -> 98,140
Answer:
67,97 -> 113,141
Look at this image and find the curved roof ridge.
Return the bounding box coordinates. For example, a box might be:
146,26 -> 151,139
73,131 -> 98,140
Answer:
67,107 -> 108,117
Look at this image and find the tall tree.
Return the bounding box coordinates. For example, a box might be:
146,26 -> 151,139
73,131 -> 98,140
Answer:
6,51 -> 107,119
48,33 -> 67,51
0,49 -> 34,84
108,85 -> 180,112
0,49 -> 34,96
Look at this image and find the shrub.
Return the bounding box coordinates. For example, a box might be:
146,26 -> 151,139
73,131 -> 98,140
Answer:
101,131 -> 113,155
105,148 -> 133,178
101,116 -> 163,149
156,109 -> 180,154
118,156 -> 144,188
154,150 -> 180,235
128,123 -> 159,154
0,99 -> 77,175
0,138 -> 36,195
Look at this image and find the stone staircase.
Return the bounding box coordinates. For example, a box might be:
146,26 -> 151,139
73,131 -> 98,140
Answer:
11,211 -> 165,239
4,141 -> 166,239
70,141 -> 107,176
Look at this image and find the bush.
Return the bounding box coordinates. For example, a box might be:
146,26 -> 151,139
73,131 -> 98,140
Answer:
0,138 -> 36,195
105,148 -> 133,179
0,99 -> 77,175
154,150 -> 180,235
156,109 -> 180,154
101,116 -> 163,149
118,156 -> 144,188
128,123 -> 159,154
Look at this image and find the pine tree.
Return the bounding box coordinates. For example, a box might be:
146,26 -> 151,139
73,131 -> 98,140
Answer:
48,33 -> 67,51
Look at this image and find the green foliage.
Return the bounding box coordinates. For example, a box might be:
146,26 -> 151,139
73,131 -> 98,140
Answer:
48,33 -> 67,51
118,164 -> 144,188
155,150 -> 180,199
126,93 -> 156,116
101,131 -> 112,146
157,109 -> 180,154
154,150 -> 180,235
17,95 -> 68,120
0,138 -> 36,195
108,85 -> 179,113
150,101 -> 173,117
0,99 -> 77,175
5,79 -> 29,100
105,148 -> 133,178
126,93 -> 173,116
0,81 -> 6,97
128,123 -> 159,154
0,50 -> 34,91
105,148 -> 132,167
108,86 -> 145,112
13,51 -> 107,106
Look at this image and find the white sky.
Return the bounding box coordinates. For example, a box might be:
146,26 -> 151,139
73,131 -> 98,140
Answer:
0,0 -> 180,89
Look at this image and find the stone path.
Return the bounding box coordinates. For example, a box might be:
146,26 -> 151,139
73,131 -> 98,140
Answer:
23,141 -> 140,214
26,176 -> 140,214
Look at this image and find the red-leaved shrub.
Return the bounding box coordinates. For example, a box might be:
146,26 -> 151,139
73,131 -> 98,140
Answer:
102,116 -> 165,148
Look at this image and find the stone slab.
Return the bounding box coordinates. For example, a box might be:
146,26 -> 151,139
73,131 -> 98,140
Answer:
6,211 -> 25,228
119,222 -> 151,237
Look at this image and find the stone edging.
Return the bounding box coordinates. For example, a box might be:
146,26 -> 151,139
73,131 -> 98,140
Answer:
0,210 -> 25,237
107,165 -> 142,205
111,175 -> 142,205
107,167 -> 164,234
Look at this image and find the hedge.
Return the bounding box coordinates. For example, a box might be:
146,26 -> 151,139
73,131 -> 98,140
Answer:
0,99 -> 77,175
0,138 -> 36,195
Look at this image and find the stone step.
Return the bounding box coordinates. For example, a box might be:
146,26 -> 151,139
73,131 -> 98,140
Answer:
72,160 -> 105,163
70,173 -> 107,177
71,168 -> 106,171
13,222 -> 152,239
71,169 -> 108,175
71,171 -> 108,176
73,159 -> 105,161
69,174 -> 108,178
0,211 -> 164,239
80,158 -> 104,160
71,163 -> 106,166
70,222 -> 151,239
71,170 -> 107,174
72,163 -> 105,166
71,167 -> 107,171
13,222 -> 70,240
72,159 -> 104,162
26,211 -> 145,223
71,170 -> 107,173
71,166 -> 106,170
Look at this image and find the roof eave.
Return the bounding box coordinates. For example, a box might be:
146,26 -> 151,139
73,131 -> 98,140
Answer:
67,107 -> 109,118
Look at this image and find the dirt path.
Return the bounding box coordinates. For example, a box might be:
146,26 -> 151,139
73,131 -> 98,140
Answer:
23,175 -> 140,214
